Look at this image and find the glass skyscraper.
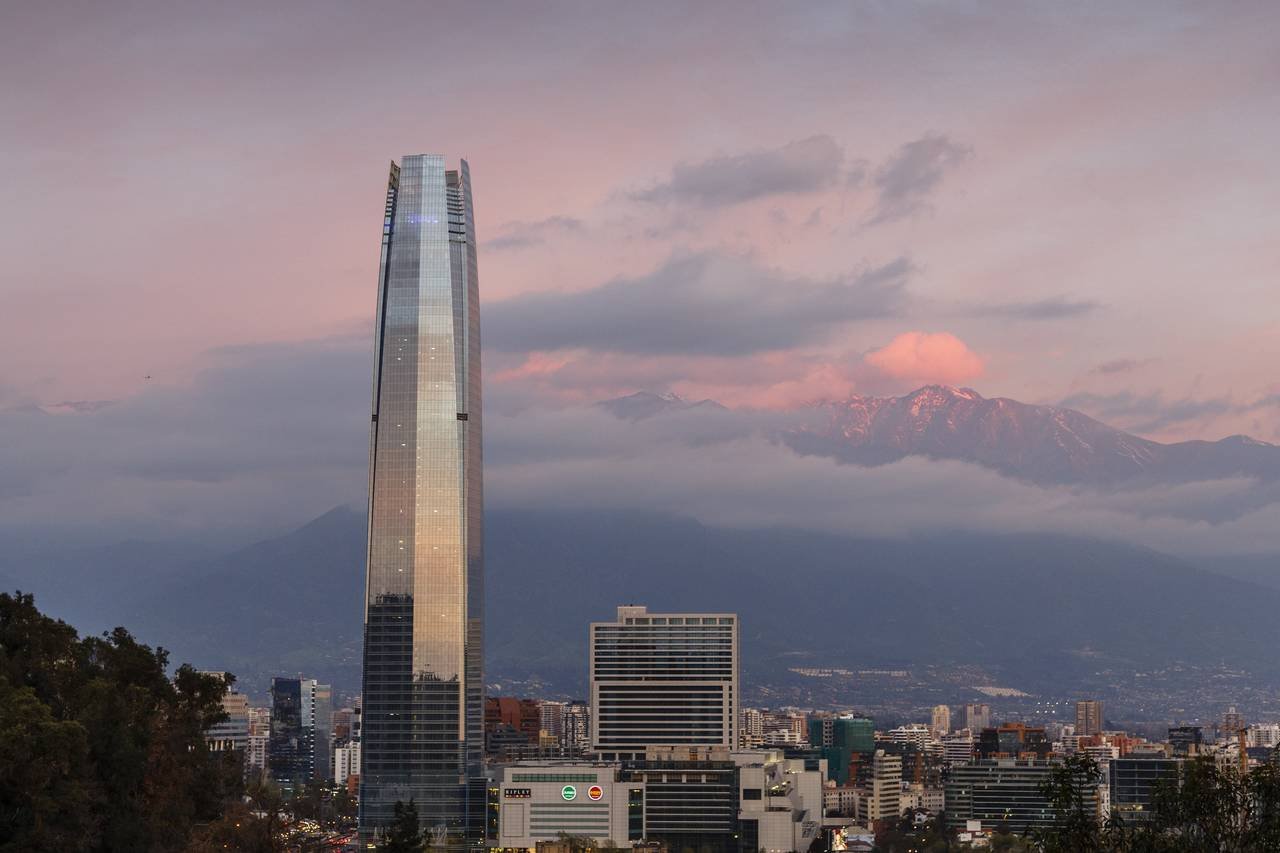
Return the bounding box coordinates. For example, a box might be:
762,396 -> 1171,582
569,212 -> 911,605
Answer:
360,155 -> 484,846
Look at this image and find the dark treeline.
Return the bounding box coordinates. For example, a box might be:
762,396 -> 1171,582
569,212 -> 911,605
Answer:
0,590 -> 242,851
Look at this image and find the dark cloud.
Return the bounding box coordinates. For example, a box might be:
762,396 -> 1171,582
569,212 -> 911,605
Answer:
975,297 -> 1101,320
0,337 -> 370,542
485,216 -> 584,250
484,252 -> 911,356
634,135 -> 845,206
868,133 -> 970,224
1059,390 -> 1235,434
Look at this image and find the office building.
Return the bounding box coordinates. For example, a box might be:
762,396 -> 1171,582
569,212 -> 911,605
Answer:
931,705 -> 951,737
1076,700 -> 1104,737
977,723 -> 1051,759
964,704 -> 991,732
360,155 -> 484,844
734,748 -> 827,852
268,677 -> 317,794
1109,757 -> 1179,823
313,683 -> 332,782
865,750 -> 902,824
946,759 -> 1097,833
203,677 -> 250,753
590,606 -> 738,760
496,762 -> 643,850
808,715 -> 875,786
486,697 -> 542,746
1168,725 -> 1203,757
626,746 -> 740,851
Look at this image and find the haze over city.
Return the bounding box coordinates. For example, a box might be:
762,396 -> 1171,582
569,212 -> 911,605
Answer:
3,2 -> 1280,851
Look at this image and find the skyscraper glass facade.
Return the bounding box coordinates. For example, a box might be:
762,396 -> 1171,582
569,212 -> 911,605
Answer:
360,155 -> 484,846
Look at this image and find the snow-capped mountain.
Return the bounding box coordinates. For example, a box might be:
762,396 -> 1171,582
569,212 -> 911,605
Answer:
788,384 -> 1280,486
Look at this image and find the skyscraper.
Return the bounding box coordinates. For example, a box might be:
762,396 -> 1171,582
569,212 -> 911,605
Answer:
359,155 -> 484,846
268,677 -> 317,794
589,605 -> 739,760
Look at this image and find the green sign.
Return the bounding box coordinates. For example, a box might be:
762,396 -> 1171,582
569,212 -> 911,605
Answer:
561,785 -> 577,801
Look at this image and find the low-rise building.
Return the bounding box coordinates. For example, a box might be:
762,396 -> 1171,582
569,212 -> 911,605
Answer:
496,763 -> 644,850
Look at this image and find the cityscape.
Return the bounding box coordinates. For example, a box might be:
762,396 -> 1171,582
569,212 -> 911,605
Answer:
4,3 -> 1280,852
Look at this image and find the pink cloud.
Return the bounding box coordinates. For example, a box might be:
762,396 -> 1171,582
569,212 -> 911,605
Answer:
864,331 -> 984,384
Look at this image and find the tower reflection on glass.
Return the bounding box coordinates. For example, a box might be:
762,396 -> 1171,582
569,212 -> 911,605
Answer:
359,155 -> 484,847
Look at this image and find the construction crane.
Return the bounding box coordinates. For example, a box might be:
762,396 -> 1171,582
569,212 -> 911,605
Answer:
1239,728 -> 1249,775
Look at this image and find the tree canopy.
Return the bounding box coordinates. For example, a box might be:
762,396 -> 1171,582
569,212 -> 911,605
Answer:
0,591 -> 242,852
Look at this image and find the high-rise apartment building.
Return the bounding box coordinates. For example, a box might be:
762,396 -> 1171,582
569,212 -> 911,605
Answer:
931,704 -> 951,736
589,606 -> 739,760
359,155 -> 485,845
1076,700 -> 1104,737
965,703 -> 991,732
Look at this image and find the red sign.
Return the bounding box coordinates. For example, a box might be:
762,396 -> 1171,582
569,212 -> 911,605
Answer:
588,785 -> 604,801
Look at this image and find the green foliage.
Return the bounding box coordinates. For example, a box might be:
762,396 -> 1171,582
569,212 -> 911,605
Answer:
0,591 -> 243,852
1032,754 -> 1280,853
380,799 -> 425,852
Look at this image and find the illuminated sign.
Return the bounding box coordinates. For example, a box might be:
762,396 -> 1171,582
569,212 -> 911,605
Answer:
561,785 -> 577,801
587,785 -> 604,801
504,788 -> 531,799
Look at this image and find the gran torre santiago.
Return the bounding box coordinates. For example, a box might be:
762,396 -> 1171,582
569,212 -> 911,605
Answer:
359,155 -> 485,846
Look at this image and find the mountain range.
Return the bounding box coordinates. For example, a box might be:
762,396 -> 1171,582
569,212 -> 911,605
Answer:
6,383 -> 1280,714
8,504 -> 1279,715
610,385 -> 1280,487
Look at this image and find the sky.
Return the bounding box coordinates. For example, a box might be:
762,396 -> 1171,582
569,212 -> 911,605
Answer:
2,1 -> 1279,550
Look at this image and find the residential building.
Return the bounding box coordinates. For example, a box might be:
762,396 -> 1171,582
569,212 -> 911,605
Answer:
734,748 -> 827,852
359,155 -> 485,844
741,708 -> 765,748
864,750 -> 901,825
562,701 -> 590,755
941,731 -> 974,766
589,606 -> 739,760
931,705 -> 951,737
1076,700 -> 1104,737
964,704 -> 991,732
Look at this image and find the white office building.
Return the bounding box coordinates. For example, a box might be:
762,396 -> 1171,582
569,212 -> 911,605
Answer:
590,605 -> 739,760
734,749 -> 828,853
496,763 -> 643,850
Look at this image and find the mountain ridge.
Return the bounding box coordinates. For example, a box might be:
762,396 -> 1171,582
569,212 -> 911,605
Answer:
601,384 -> 1279,486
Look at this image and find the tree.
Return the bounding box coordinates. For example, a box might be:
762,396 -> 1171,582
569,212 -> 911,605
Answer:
1033,754 -> 1106,853
380,799 -> 425,853
0,591 -> 243,852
